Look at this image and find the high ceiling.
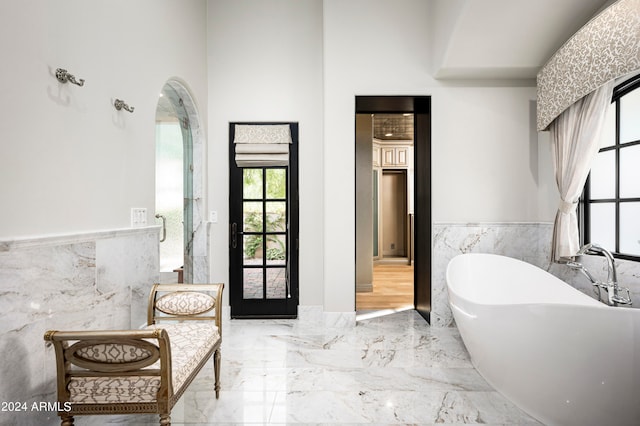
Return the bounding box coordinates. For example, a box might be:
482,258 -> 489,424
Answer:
429,0 -> 613,80
372,1 -> 615,141
157,0 -> 615,124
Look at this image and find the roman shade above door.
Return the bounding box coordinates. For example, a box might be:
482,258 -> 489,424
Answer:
234,124 -> 292,167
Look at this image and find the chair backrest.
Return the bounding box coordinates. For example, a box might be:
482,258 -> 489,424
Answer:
147,283 -> 224,335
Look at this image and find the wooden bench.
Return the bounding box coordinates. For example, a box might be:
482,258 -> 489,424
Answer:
44,283 -> 224,426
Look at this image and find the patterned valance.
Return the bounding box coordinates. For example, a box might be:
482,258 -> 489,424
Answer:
234,124 -> 292,167
537,0 -> 640,131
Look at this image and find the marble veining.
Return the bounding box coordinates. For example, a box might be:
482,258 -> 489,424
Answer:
530,223 -> 640,310
433,222 -> 640,327
0,227 -> 159,426
549,247 -> 640,308
43,310 -> 538,425
432,223 -> 552,327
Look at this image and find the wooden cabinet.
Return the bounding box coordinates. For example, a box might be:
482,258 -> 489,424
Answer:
376,143 -> 411,167
381,147 -> 395,166
395,147 -> 409,166
373,145 -> 381,167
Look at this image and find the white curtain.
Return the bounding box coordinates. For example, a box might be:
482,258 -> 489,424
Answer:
550,81 -> 614,262
234,124 -> 291,167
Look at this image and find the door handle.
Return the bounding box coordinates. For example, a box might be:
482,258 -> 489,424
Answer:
231,222 -> 244,249
231,223 -> 237,248
155,214 -> 167,242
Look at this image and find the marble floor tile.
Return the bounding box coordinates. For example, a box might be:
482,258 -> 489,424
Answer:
66,310 -> 541,425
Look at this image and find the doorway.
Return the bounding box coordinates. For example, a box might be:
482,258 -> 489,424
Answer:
154,80 -> 207,284
228,122 -> 299,318
354,96 -> 431,322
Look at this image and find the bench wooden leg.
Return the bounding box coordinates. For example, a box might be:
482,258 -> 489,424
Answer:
60,413 -> 74,426
214,348 -> 221,399
159,413 -> 171,425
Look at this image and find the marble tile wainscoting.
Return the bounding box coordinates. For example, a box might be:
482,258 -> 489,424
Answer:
432,222 -> 640,328
0,227 -> 160,426
528,223 -> 640,307
548,245 -> 640,309
432,223 -> 553,327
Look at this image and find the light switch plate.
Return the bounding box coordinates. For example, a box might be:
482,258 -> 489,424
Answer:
131,208 -> 147,227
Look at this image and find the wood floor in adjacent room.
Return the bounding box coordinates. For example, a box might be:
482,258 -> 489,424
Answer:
356,263 -> 414,310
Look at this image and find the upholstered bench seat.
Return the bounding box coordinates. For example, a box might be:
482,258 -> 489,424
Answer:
44,283 -> 224,426
67,322 -> 219,404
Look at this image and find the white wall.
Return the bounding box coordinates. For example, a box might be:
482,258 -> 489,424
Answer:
323,0 -> 431,312
0,0 -> 208,238
322,0 -> 557,312
0,0 -> 561,316
432,87 -> 553,222
206,0 -> 325,307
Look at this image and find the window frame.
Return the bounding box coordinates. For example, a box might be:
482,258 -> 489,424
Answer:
580,73 -> 640,262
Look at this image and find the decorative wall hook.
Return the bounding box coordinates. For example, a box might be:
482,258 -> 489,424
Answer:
114,99 -> 135,113
55,68 -> 85,86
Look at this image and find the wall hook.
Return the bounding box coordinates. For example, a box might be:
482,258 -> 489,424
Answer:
55,68 -> 85,86
114,99 -> 135,113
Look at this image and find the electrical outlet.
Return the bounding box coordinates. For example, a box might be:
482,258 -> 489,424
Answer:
209,211 -> 218,223
131,208 -> 147,227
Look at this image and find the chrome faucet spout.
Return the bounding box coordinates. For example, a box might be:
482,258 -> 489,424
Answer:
576,243 -> 617,284
575,243 -> 631,305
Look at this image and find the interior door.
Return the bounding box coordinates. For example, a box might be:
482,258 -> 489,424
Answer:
229,123 -> 299,318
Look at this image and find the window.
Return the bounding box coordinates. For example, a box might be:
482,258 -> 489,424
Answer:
581,74 -> 640,260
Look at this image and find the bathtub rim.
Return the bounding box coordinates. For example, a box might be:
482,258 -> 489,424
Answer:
445,252 -> 619,309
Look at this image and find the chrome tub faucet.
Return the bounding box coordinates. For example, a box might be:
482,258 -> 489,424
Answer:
567,243 -> 632,306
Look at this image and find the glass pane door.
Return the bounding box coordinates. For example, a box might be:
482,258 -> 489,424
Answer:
242,168 -> 288,300
229,123 -> 299,319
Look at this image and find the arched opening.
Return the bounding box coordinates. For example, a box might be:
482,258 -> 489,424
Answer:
154,79 -> 207,283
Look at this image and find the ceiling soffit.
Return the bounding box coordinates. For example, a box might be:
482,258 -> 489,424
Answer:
430,0 -> 611,80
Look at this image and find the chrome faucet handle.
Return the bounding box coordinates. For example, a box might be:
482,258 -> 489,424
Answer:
612,287 -> 632,306
566,260 -> 598,284
576,243 -> 599,256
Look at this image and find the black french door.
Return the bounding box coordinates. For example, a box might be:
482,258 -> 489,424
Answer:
229,123 -> 299,318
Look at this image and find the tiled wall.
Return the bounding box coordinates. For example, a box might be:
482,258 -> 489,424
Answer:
432,223 -> 552,327
432,222 -> 640,327
0,227 -> 159,426
548,249 -> 640,309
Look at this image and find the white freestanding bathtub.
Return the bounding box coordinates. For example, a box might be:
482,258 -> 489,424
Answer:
446,253 -> 640,426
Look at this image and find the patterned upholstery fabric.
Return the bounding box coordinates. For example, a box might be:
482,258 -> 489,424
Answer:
75,343 -> 153,363
68,322 -> 220,404
234,124 -> 292,144
68,376 -> 162,403
155,291 -> 216,316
